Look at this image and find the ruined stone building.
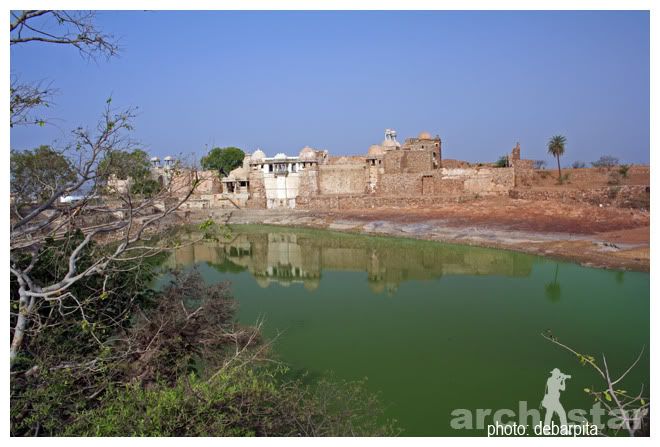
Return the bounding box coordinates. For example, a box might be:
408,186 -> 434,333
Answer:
151,129 -> 532,211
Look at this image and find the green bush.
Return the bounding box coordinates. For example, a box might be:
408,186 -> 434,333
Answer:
66,367 -> 398,436
494,155 -> 508,168
618,164 -> 631,178
11,265 -> 398,437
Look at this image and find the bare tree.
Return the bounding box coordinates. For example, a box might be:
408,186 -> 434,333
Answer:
10,10 -> 119,57
10,10 -> 118,128
9,100 -> 211,362
9,11 -> 215,364
9,77 -> 56,128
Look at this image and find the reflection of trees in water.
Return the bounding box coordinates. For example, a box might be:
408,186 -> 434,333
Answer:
174,229 -> 535,293
545,264 -> 561,302
615,271 -> 625,285
208,258 -> 247,274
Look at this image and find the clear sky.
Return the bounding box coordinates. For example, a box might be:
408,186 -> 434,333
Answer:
10,10 -> 650,165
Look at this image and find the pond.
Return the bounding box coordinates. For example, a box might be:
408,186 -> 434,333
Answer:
166,225 -> 649,436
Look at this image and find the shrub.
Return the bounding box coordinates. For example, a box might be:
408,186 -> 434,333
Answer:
11,268 -> 398,436
571,161 -> 586,169
533,160 -> 547,170
494,155 -> 508,168
592,155 -> 619,169
607,186 -> 621,199
65,367 -> 398,436
618,164 -> 631,178
607,171 -> 622,185
558,173 -> 571,184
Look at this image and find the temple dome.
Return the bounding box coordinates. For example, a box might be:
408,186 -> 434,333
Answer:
273,152 -> 287,160
368,144 -> 384,157
226,166 -> 248,180
299,146 -> 317,160
251,149 -> 266,160
418,131 -> 432,139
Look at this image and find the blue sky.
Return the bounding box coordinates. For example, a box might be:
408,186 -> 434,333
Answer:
10,10 -> 650,164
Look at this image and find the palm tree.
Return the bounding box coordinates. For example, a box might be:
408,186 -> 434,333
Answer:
547,135 -> 567,180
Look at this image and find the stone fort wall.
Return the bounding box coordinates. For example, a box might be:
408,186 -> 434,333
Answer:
383,150 -> 433,174
163,133 -> 550,211
318,164 -> 367,195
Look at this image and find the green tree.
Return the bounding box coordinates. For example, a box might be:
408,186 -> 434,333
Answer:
98,149 -> 160,196
201,146 -> 245,177
10,145 -> 77,205
495,154 -> 509,168
547,135 -> 567,180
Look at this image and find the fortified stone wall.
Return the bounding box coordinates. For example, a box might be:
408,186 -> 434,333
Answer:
534,166 -> 649,185
297,166 -> 320,197
441,159 -> 472,169
297,194 -> 472,210
168,170 -> 195,196
441,167 -> 515,194
326,155 -> 366,165
318,164 -> 367,195
383,150 -> 434,174
377,172 -> 424,195
196,170 -> 222,194
245,171 -> 266,208
374,167 -> 515,197
509,185 -> 650,209
512,160 -> 534,186
431,177 -> 465,194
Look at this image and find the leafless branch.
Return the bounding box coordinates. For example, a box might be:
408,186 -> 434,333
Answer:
10,11 -> 119,59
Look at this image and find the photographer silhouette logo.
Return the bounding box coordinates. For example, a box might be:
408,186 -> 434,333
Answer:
541,368 -> 570,428
451,365 -> 602,436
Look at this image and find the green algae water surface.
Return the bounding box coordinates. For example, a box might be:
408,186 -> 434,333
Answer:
166,225 -> 649,436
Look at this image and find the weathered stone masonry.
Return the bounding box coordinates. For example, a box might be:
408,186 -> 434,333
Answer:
171,130 -> 534,211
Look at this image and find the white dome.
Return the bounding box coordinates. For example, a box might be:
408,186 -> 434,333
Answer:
150,156 -> 160,162
251,149 -> 266,160
164,156 -> 173,161
299,146 -> 316,160
274,153 -> 287,160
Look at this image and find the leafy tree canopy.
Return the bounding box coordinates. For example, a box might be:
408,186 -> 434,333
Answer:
98,148 -> 150,181
201,147 -> 245,177
98,149 -> 160,196
10,145 -> 77,204
547,135 -> 567,180
547,135 -> 567,158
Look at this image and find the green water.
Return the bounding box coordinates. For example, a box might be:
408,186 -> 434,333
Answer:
167,225 -> 649,436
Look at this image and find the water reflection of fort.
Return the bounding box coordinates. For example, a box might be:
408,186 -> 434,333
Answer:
167,229 -> 533,293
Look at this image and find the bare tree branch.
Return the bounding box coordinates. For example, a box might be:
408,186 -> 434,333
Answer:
10,10 -> 119,59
